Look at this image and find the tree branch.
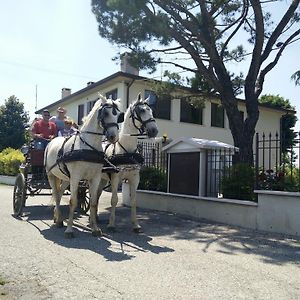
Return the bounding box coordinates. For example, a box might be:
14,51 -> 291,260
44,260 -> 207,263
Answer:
261,0 -> 300,63
256,28 -> 300,97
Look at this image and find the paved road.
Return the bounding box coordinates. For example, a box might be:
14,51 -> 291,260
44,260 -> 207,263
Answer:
1,184 -> 300,299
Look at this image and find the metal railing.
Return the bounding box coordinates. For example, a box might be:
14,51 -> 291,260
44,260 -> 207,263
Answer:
255,132 -> 300,192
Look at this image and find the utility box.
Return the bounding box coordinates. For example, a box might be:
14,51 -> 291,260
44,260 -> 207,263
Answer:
162,137 -> 238,197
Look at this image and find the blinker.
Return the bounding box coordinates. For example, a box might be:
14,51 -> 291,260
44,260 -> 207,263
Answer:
117,112 -> 124,123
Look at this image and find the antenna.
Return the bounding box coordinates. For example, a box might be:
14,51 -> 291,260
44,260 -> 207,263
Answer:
35,84 -> 37,112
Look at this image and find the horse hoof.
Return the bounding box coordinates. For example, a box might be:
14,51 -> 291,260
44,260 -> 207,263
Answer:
64,231 -> 74,239
55,221 -> 64,228
92,229 -> 102,237
133,227 -> 143,233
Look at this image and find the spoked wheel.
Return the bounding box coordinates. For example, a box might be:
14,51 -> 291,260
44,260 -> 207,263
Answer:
77,187 -> 90,214
13,173 -> 27,216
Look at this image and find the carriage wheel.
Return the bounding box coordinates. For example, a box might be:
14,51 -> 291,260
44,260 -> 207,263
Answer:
13,173 -> 27,216
77,187 -> 90,214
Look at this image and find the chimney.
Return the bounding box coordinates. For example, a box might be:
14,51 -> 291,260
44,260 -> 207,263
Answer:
120,52 -> 139,75
61,88 -> 71,98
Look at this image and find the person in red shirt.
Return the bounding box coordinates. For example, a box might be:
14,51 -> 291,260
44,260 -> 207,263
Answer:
31,109 -> 57,149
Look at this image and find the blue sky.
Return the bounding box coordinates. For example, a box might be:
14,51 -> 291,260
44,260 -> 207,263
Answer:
0,0 -> 299,130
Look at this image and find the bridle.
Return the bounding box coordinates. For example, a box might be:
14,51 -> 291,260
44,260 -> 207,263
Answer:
81,102 -> 123,136
130,102 -> 156,136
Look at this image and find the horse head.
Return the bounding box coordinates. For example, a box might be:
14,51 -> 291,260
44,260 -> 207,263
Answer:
130,93 -> 158,138
97,95 -> 124,143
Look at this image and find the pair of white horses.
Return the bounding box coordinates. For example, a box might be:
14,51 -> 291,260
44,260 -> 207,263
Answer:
45,94 -> 158,238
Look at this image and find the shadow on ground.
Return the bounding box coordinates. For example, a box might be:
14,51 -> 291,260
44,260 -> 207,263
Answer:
18,202 -> 300,266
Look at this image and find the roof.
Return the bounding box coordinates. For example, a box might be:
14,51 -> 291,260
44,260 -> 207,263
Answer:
162,137 -> 239,152
36,71 -> 145,113
36,71 -> 295,115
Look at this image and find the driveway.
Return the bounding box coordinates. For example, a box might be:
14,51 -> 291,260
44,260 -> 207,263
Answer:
1,184 -> 300,299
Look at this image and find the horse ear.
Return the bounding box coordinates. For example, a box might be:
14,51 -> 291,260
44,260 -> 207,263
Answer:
136,93 -> 143,103
98,93 -> 107,104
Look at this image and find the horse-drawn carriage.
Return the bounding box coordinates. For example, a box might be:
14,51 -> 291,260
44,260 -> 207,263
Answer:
12,94 -> 158,237
12,142 -> 90,217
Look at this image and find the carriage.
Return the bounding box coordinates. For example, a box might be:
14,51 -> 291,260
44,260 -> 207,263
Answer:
12,94 -> 157,237
12,142 -> 90,217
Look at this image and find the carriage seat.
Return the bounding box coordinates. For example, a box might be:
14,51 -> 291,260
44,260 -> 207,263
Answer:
30,149 -> 45,166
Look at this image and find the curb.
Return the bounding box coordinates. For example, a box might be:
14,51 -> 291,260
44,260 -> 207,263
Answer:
0,175 -> 16,186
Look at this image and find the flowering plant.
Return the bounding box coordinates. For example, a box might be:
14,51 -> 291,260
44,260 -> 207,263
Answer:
257,169 -> 286,191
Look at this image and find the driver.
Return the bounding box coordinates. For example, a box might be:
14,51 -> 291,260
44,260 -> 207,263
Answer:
31,109 -> 57,150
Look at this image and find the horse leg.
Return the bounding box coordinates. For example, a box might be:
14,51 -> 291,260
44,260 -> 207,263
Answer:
64,180 -> 80,238
91,178 -> 107,224
128,173 -> 142,233
48,174 -> 64,227
88,178 -> 102,237
107,175 -> 119,231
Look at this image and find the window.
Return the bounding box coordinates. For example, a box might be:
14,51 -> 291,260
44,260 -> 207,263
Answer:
144,90 -> 171,120
78,104 -> 84,125
87,100 -> 97,114
106,89 -> 118,100
180,99 -> 203,125
211,103 -> 224,128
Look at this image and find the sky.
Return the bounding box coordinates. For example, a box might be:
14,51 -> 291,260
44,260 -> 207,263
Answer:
0,0 -> 299,130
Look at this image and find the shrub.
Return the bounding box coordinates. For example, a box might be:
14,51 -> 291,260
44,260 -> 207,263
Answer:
221,163 -> 255,201
0,148 -> 25,176
257,166 -> 300,192
139,166 -> 167,192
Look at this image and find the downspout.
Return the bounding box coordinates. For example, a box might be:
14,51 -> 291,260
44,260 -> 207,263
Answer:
126,79 -> 135,108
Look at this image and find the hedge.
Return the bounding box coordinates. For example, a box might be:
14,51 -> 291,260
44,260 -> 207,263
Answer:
0,148 -> 25,176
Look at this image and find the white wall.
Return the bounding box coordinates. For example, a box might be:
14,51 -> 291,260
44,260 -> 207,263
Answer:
48,79 -> 284,148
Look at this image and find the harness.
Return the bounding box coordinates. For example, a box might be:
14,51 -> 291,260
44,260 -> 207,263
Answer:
46,102 -> 121,177
103,103 -> 153,170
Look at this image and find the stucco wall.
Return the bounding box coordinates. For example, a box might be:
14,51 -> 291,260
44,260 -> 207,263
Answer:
122,184 -> 300,237
46,79 -> 284,150
256,190 -> 300,236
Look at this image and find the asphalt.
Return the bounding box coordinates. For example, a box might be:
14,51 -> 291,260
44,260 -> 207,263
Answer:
1,184 -> 300,299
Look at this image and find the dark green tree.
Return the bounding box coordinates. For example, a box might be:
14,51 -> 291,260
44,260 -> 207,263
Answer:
259,94 -> 297,153
91,0 -> 300,165
0,96 -> 29,151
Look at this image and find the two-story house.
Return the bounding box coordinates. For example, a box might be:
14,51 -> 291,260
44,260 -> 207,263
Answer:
36,58 -> 292,150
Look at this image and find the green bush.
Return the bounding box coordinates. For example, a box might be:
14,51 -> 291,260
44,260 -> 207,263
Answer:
221,163 -> 255,201
139,166 -> 167,192
0,148 -> 25,176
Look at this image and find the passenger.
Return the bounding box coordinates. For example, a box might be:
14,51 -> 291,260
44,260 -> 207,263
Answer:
49,106 -> 68,132
31,109 -> 57,150
58,119 -> 77,137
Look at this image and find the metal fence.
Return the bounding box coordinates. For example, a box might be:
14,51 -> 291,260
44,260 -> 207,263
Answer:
137,139 -> 237,197
255,132 -> 300,192
137,139 -> 167,170
206,148 -> 236,197
137,139 -> 168,192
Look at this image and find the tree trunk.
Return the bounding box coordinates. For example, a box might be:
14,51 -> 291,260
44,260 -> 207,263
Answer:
220,92 -> 259,166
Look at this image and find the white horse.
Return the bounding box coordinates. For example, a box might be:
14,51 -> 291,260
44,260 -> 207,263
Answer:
98,94 -> 158,232
45,96 -> 124,238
